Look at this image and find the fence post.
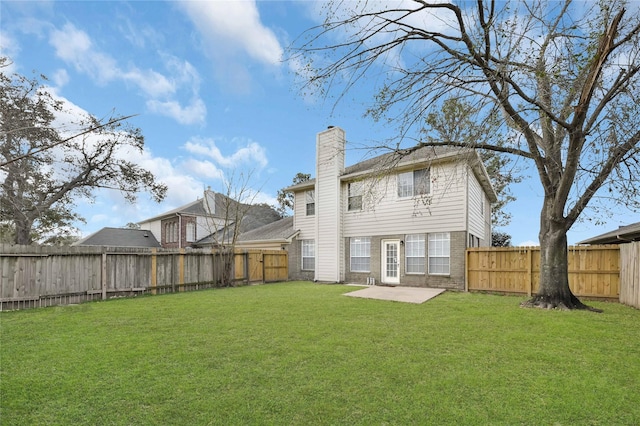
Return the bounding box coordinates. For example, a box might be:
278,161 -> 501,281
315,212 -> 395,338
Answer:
101,251 -> 107,300
464,250 -> 469,292
244,251 -> 249,283
526,248 -> 533,297
150,248 -> 157,295
179,248 -> 185,292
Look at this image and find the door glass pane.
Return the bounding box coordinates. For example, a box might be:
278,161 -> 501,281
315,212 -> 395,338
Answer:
386,243 -> 398,278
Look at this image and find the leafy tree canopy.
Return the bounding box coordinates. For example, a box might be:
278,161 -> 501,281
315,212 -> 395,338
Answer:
0,58 -> 167,245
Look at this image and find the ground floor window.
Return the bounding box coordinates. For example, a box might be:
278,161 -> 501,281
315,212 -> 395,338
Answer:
428,232 -> 450,275
405,234 -> 425,274
350,237 -> 371,272
301,240 -> 315,271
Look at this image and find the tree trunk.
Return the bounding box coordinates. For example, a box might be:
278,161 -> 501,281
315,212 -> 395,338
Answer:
13,217 -> 33,245
521,203 -> 601,312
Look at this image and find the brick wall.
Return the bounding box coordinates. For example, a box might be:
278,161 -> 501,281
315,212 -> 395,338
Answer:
160,216 -> 198,249
343,231 -> 466,290
288,238 -> 314,281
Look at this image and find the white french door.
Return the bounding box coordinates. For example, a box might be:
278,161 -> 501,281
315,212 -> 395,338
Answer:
381,240 -> 400,285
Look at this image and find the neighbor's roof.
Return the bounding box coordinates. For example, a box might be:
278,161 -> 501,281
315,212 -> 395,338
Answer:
138,197 -> 209,224
577,222 -> 640,245
236,216 -> 298,243
74,227 -> 161,248
192,204 -> 284,246
284,145 -> 497,202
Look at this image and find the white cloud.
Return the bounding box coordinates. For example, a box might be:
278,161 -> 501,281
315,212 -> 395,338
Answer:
147,98 -> 206,125
0,31 -> 20,71
184,137 -> 268,169
121,68 -> 175,98
48,22 -> 205,124
182,159 -> 225,180
176,0 -> 283,93
178,1 -> 282,66
52,68 -> 69,87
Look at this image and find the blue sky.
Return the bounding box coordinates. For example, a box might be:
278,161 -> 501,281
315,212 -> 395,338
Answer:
1,1 -> 636,245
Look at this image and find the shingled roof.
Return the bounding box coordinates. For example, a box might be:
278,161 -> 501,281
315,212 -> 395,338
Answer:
236,217 -> 297,243
284,145 -> 497,202
578,222 -> 640,245
74,227 -> 161,248
192,204 -> 283,247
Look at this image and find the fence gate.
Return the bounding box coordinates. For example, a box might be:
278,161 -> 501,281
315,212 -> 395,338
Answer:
234,250 -> 288,283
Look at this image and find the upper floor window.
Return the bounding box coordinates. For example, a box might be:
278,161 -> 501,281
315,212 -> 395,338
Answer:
165,222 -> 177,243
398,168 -> 430,198
186,222 -> 196,243
348,181 -> 363,211
306,190 -> 315,216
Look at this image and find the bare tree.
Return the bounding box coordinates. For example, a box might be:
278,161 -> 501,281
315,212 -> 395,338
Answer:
200,171 -> 280,286
1,60 -> 167,245
422,98 -> 522,228
291,0 -> 640,310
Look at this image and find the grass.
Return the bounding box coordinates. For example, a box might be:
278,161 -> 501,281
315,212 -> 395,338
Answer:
1,282 -> 639,425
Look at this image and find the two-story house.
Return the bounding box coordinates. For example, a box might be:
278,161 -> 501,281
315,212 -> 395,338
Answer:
138,189 -> 281,249
285,126 -> 497,290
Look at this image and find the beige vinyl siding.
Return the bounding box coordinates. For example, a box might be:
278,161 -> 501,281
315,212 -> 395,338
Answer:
483,188 -> 492,245
293,190 -> 315,240
314,127 -> 345,282
467,168 -> 486,239
342,162 -> 467,237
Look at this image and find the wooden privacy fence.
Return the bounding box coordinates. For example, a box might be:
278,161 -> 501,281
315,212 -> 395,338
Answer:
466,245 -> 620,300
0,245 -> 288,311
620,242 -> 640,308
234,249 -> 289,284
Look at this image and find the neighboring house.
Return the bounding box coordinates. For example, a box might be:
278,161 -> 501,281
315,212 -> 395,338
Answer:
74,227 -> 161,248
234,216 -> 299,250
577,222 -> 640,245
284,126 -> 497,290
192,203 -> 283,248
138,189 -> 282,249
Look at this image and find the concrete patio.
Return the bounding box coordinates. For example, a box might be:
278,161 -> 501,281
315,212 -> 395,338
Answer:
344,285 -> 446,304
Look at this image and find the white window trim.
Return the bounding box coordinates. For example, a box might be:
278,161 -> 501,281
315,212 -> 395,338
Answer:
350,237 -> 371,272
348,181 -> 363,211
301,239 -> 315,271
306,190 -> 315,216
428,232 -> 450,275
398,168 -> 430,198
186,222 -> 196,243
405,234 -> 425,275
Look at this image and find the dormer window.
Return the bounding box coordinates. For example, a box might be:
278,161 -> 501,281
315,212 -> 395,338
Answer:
398,168 -> 430,198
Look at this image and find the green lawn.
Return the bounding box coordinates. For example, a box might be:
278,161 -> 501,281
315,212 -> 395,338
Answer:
1,282 -> 638,425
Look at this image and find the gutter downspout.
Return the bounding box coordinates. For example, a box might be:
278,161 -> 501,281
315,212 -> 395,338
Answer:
177,213 -> 182,249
